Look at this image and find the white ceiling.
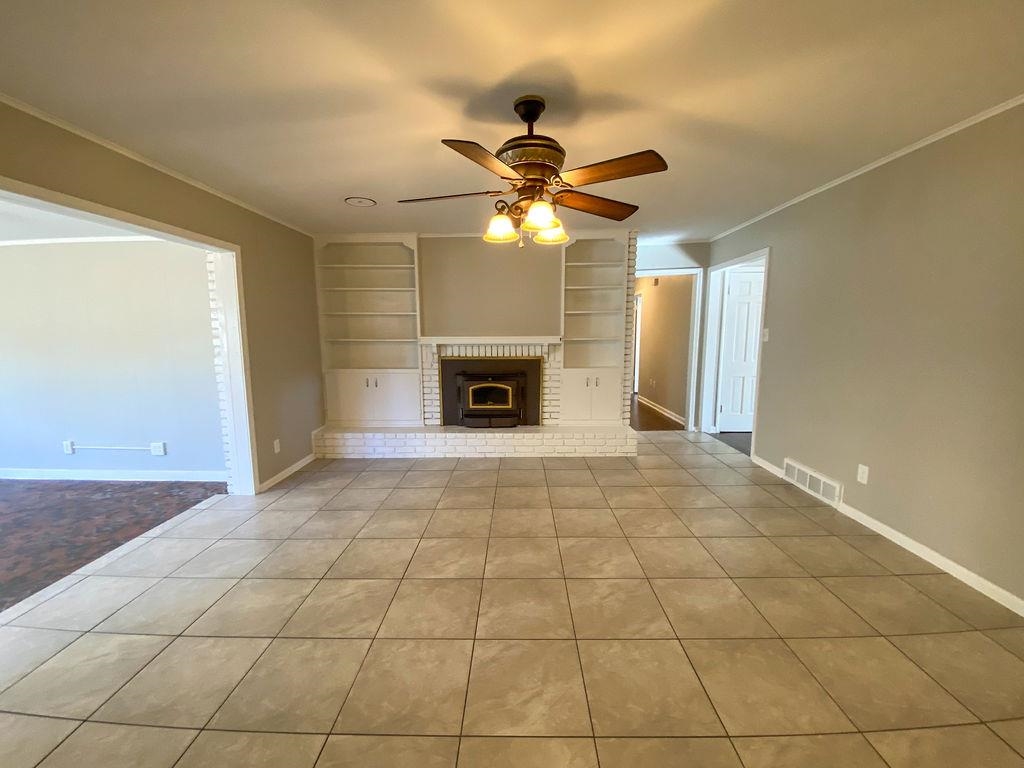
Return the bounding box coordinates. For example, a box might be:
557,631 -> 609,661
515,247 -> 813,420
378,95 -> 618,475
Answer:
1,0 -> 1022,241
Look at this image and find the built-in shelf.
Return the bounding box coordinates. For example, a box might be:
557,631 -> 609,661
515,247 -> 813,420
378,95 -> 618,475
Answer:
564,261 -> 623,266
320,287 -> 417,292
318,264 -> 415,270
325,338 -> 419,343
564,310 -> 622,315
565,285 -> 623,290
564,337 -> 623,342
563,239 -> 628,369
322,312 -> 417,317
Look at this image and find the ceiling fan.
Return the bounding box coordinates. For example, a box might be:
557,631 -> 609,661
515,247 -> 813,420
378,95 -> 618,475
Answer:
398,95 -> 667,243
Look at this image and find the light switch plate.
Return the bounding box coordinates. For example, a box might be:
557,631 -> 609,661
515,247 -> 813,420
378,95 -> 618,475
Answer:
150,442 -> 167,456
857,464 -> 869,484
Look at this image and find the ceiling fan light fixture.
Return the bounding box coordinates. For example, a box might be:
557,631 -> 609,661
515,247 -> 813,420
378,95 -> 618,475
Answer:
533,224 -> 569,245
483,212 -> 519,243
521,199 -> 558,232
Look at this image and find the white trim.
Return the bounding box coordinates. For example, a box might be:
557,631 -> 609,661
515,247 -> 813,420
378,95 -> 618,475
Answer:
256,452 -> 315,493
315,233 -> 418,250
710,93 -> 1024,242
0,92 -> 311,236
750,453 -> 1024,618
636,395 -> 686,427
635,267 -> 702,277
0,236 -> 159,247
419,336 -> 562,346
0,468 -> 229,482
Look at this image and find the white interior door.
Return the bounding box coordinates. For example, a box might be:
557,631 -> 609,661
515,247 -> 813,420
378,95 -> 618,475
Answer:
716,266 -> 764,431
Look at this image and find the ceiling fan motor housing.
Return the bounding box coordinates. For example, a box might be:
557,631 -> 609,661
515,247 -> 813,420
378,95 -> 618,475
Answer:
496,134 -> 566,184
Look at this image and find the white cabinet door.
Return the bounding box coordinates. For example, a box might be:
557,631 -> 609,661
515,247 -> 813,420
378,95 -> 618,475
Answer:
374,371 -> 422,423
590,368 -> 623,421
326,370 -> 376,422
560,369 -> 594,421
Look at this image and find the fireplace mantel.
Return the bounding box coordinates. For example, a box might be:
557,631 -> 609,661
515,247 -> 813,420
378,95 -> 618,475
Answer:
418,336 -> 562,345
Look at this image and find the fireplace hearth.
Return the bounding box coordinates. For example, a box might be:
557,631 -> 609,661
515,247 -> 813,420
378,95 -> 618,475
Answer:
439,357 -> 542,427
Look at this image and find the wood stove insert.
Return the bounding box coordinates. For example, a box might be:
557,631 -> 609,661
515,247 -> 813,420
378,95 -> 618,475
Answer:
439,357 -> 542,427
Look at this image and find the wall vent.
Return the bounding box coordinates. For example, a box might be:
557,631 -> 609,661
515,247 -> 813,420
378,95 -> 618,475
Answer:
783,458 -> 844,506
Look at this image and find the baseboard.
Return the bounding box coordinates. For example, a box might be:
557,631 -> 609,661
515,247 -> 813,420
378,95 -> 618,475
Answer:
751,452 -> 1024,618
636,395 -> 686,427
0,468 -> 229,482
257,452 -> 315,492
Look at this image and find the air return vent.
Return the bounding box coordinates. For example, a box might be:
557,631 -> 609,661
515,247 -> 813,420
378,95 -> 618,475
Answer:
783,458 -> 843,506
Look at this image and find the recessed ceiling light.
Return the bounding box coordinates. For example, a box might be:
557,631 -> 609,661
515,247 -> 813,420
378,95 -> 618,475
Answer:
344,196 -> 377,207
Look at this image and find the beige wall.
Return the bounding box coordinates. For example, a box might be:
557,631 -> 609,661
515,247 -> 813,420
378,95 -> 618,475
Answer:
0,102 -> 321,482
710,105 -> 1024,599
635,276 -> 693,421
637,242 -> 709,270
418,236 -> 562,337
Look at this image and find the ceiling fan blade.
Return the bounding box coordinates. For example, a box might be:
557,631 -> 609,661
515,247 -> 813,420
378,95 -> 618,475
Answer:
442,139 -> 524,180
558,149 -> 667,188
398,190 -> 505,203
553,190 -> 639,221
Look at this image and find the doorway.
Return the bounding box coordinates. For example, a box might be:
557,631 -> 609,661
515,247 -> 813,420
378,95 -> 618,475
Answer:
699,248 -> 769,454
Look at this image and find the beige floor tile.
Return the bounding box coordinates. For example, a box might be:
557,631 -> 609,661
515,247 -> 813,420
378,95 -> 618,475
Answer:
770,536 -> 889,575
293,470 -> 358,490
398,470 -> 452,488
335,639 -> 472,735
96,578 -> 236,635
592,469 -> 648,486
11,576 -> 159,631
989,719 -> 1024,757
412,458 -> 459,470
207,492 -> 284,512
788,636 -> 976,729
92,636 -> 269,727
736,509 -> 828,536
324,459 -> 373,472
630,538 -> 726,577
554,509 -> 623,537
317,735 -> 458,767
367,458 -> 417,470
587,457 -> 635,469
545,469 -> 597,486
798,507 -> 876,535
687,467 -> 754,486
543,457 -> 589,469
708,485 -> 788,507
494,486 -> 550,508
291,510 -> 373,538
733,467 -> 790,484
160,508 -> 258,538
902,574 -> 1024,629
735,578 -> 877,637
456,458 -> 501,470
406,538 -> 488,578
602,486 -> 667,508
988,627 -> 1024,661
459,737 -> 598,767
765,484 -> 824,507
378,580 -> 481,638
548,486 -> 609,508
210,638 -> 369,732
96,538 -> 212,577
597,737 -> 741,767
629,453 -> 680,468
358,509 -> 433,537
673,508 -> 759,536
891,631 -> 1024,720
326,538 -> 417,577
265,489 -> 340,511
700,538 -> 807,577
501,457 -> 544,469
379,488 -> 445,511
866,724 -> 1024,768
347,470 -> 406,489
579,639 -> 723,736
0,633 -> 168,718
436,487 -> 496,509
567,579 -> 673,638
448,470 -> 498,487
732,734 -> 887,767
36,722 -> 195,768
323,488 -> 391,511
171,539 -> 280,578
0,713 -> 79,768
840,535 -> 942,574
225,509 -> 316,539
176,731 -> 325,768
0,626 -> 80,690
424,509 -> 492,537
485,538 -> 563,578
684,639 -> 854,735
637,468 -> 702,486
497,469 -> 548,486
489,508 -> 556,536
716,453 -> 759,468
654,486 -> 725,508
674,454 -> 729,469
476,579 -> 574,639
613,509 -> 691,537
652,579 -> 776,638
463,639 -> 591,735
281,579 -> 398,638
820,576 -> 969,634
184,578 -> 315,636
248,539 -> 349,578
559,538 -> 644,577
0,576 -> 85,625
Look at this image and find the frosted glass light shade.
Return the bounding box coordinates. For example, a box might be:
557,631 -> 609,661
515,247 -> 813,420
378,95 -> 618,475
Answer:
534,224 -> 569,245
522,200 -> 558,232
483,213 -> 518,243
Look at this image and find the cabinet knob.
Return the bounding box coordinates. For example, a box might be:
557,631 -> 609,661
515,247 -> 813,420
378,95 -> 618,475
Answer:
374,378 -> 379,388
365,378 -> 369,388
585,377 -> 590,387
595,377 -> 600,386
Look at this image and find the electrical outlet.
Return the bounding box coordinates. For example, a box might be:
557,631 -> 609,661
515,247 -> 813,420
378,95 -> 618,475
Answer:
273,439 -> 281,454
857,464 -> 869,484
62,440 -> 75,455
150,442 -> 167,456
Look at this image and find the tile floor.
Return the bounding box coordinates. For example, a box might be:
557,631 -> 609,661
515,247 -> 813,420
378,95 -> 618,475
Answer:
2,431 -> 1024,767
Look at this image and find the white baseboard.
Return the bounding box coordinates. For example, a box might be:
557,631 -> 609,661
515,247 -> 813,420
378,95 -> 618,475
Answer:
751,452 -> 1024,618
0,468 -> 228,482
637,395 -> 686,427
257,452 -> 315,492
